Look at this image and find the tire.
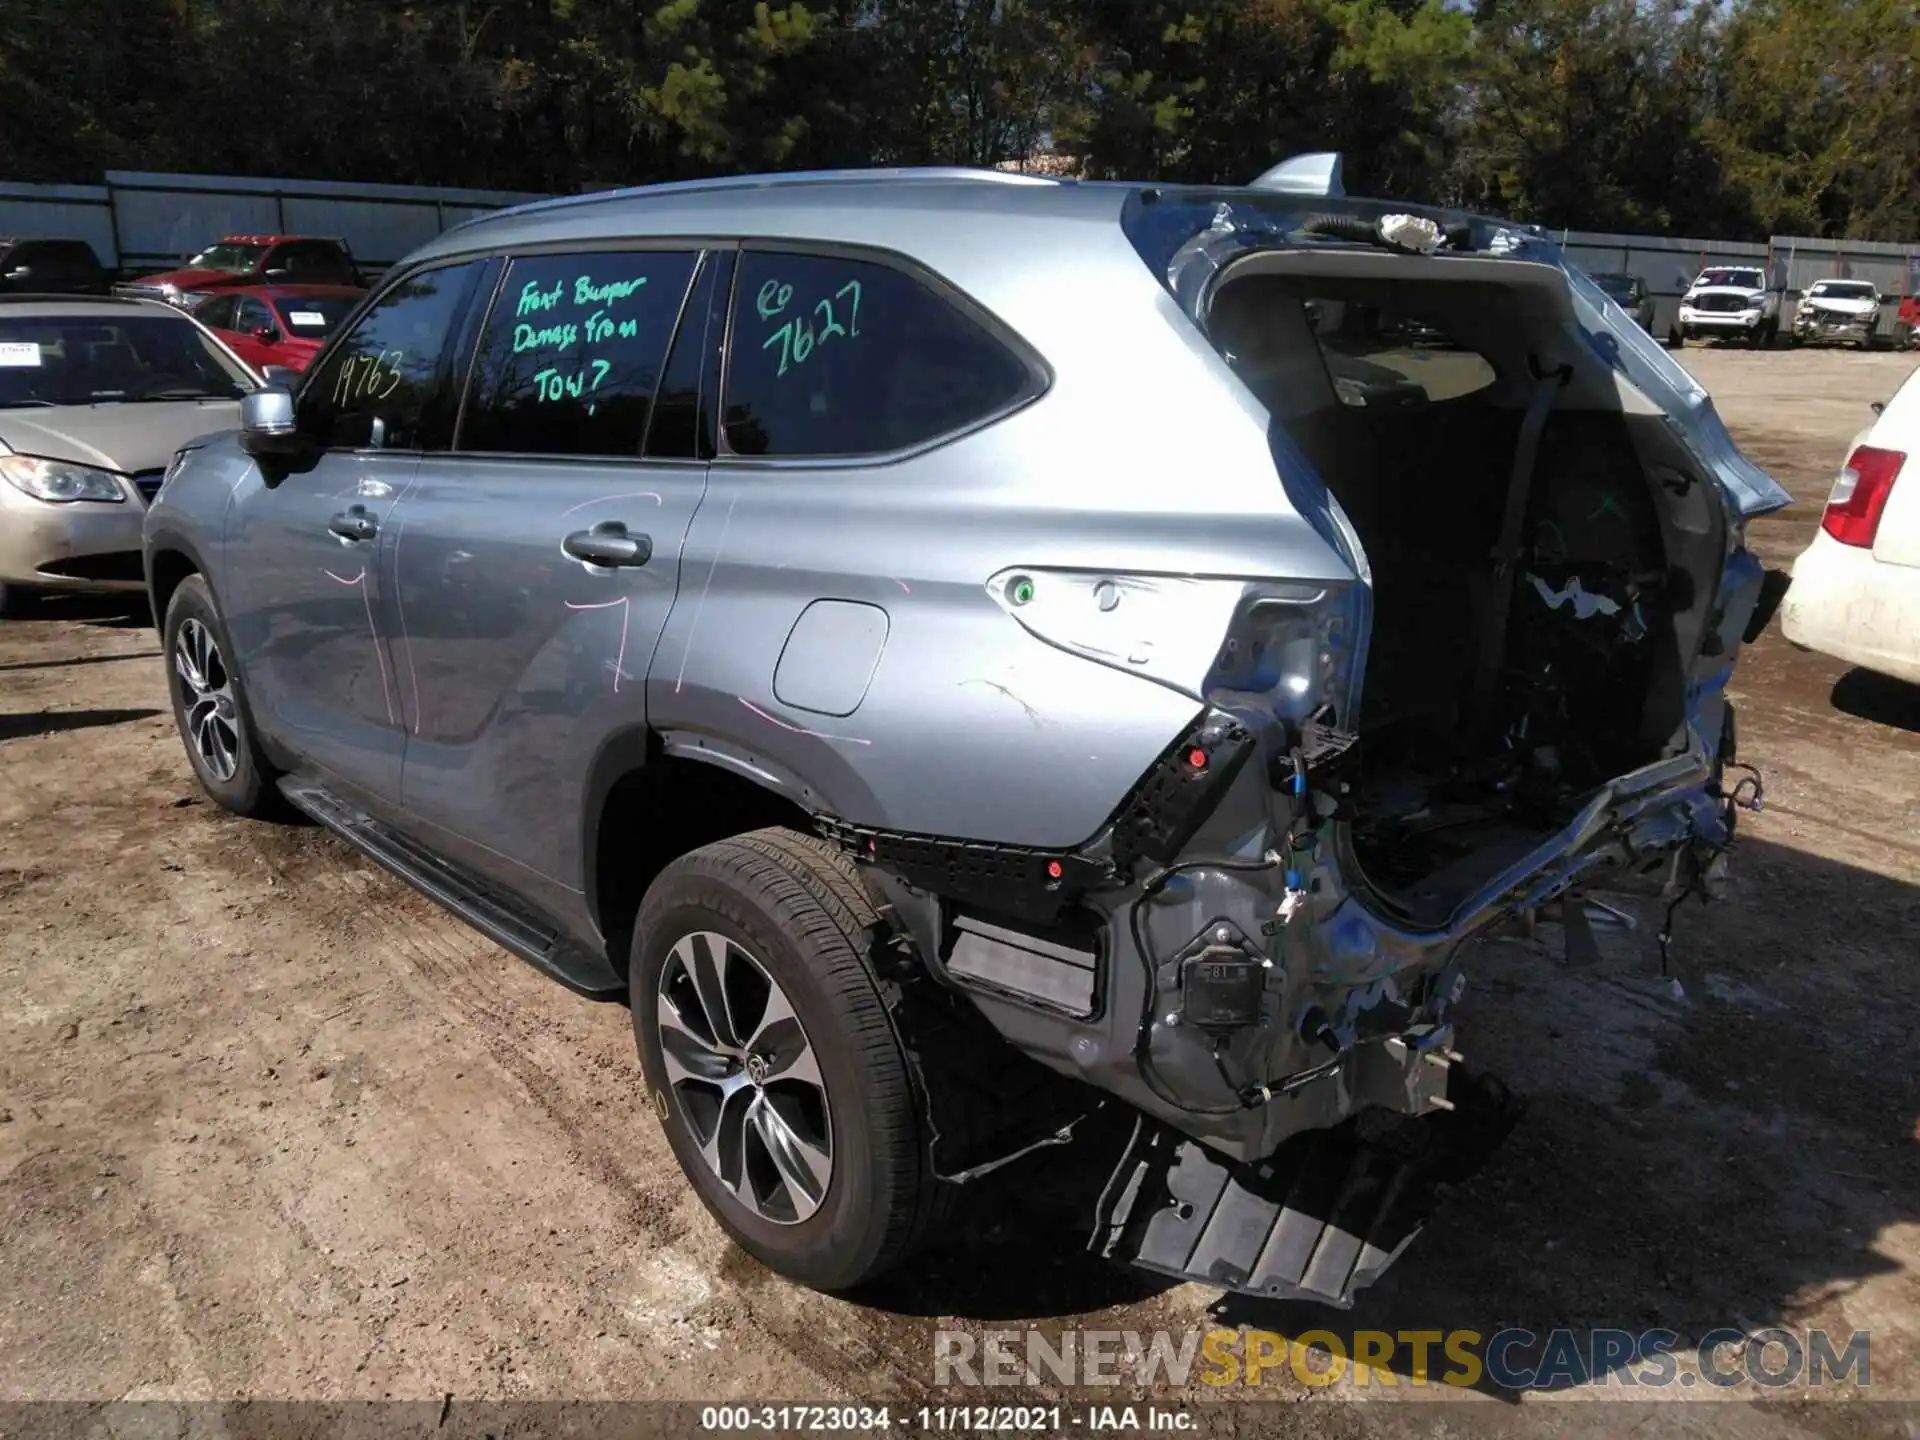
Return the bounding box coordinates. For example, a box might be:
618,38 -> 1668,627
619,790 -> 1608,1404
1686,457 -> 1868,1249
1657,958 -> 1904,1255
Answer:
631,827 -> 939,1292
162,573 -> 282,818
0,583 -> 36,618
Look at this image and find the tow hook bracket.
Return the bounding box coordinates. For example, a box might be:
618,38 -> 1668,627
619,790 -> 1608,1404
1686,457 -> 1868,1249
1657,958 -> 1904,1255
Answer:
1091,1067 -> 1526,1307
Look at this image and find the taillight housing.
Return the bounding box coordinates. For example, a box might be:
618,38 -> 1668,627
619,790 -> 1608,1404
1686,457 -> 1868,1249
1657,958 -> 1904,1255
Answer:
1821,446 -> 1904,548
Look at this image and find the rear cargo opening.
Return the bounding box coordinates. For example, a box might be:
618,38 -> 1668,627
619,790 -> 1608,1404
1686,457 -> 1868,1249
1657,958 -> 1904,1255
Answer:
1207,253 -> 1726,925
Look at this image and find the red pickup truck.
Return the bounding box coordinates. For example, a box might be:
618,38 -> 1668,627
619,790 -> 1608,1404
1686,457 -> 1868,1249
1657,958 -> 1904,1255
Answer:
113,235 -> 362,309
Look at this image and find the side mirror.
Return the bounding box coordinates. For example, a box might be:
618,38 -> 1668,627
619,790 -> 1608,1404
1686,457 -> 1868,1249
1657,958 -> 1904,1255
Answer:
1871,401 -> 1886,416
253,324 -> 280,344
238,385 -> 303,458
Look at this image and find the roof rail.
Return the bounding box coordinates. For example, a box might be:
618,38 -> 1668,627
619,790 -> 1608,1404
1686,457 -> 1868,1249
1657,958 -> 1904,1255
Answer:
0,292 -> 156,307
464,166 -> 1062,230
1247,152 -> 1345,198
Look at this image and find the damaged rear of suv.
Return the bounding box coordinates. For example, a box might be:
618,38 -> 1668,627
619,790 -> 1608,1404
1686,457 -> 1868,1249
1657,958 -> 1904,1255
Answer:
150,158 -> 1788,1306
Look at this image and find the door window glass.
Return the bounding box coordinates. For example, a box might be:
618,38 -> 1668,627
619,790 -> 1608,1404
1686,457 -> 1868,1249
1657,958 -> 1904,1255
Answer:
196,295 -> 238,330
722,251 -> 1037,458
644,250 -> 730,461
233,296 -> 273,333
460,249 -> 697,457
298,260 -> 484,451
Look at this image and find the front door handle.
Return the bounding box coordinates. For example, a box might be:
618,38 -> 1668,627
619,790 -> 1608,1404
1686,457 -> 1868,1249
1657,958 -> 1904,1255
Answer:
562,520 -> 652,569
328,506 -> 378,543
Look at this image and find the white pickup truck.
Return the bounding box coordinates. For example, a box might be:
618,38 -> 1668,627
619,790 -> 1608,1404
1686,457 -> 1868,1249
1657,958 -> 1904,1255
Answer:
1676,265 -> 1784,347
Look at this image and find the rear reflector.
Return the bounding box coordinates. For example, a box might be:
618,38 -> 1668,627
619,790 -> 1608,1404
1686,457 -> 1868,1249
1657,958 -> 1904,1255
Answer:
1821,445 -> 1905,548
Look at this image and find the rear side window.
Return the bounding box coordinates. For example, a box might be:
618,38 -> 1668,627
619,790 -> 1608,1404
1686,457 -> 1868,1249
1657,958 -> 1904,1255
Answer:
723,251 -> 1035,458
460,250 -> 698,457
272,241 -> 356,282
298,259 -> 487,451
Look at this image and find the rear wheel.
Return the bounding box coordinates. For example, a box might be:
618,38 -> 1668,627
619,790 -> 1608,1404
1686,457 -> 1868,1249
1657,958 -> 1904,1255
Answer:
631,828 -> 939,1291
163,574 -> 282,818
0,583 -> 35,618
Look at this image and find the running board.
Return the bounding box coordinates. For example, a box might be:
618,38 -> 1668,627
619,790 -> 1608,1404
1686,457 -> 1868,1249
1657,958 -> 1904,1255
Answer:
277,777 -> 625,999
1092,1067 -> 1524,1307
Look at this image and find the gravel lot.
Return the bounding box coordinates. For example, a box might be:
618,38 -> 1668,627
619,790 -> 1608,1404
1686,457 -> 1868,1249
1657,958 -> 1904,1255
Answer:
2,348 -> 1917,1430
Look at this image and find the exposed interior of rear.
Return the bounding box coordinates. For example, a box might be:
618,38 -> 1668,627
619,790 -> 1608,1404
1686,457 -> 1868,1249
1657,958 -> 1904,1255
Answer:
1207,253 -> 1726,924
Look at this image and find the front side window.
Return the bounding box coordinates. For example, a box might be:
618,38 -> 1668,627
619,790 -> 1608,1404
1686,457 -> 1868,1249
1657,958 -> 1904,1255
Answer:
723,250 -> 1037,458
0,313 -> 253,406
460,249 -> 698,457
272,241 -> 356,281
233,296 -> 273,333
298,260 -> 485,451
195,295 -> 239,331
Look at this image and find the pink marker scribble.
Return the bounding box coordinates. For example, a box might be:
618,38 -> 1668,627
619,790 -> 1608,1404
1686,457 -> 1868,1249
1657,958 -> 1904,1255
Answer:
891,578 -> 911,594
561,490 -> 664,517
319,567 -> 393,724
566,595 -> 632,693
738,696 -> 873,746
676,492 -> 738,694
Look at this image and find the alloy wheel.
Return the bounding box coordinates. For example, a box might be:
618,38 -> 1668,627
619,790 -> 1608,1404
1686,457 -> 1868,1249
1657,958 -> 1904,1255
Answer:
174,617 -> 240,783
656,930 -> 833,1225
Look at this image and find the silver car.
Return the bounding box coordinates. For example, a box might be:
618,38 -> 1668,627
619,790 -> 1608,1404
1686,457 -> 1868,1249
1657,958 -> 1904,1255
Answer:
143,161 -> 1789,1302
0,296 -> 252,615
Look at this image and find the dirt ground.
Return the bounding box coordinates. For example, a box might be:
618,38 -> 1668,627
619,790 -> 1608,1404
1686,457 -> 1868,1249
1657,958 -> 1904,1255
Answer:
3,348 -> 1918,1431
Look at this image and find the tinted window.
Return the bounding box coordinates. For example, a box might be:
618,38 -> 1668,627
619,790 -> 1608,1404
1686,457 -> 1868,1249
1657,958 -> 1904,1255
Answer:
196,294 -> 238,330
645,250 -> 731,461
460,249 -> 697,457
233,296 -> 273,332
272,241 -> 356,281
298,260 -> 484,451
723,251 -> 1034,458
276,293 -> 358,335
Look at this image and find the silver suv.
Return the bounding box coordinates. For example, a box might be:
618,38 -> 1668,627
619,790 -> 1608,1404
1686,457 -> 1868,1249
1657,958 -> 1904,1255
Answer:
144,161 -> 1789,1302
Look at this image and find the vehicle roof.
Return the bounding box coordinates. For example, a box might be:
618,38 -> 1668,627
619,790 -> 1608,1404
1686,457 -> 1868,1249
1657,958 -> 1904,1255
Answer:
211,235 -> 341,246
0,294 -> 184,319
422,169 -> 1130,256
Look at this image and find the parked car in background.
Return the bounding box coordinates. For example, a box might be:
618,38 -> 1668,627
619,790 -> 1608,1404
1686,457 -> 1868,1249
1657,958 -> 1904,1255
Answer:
196,284 -> 364,373
114,236 -> 363,310
1782,365 -> 1920,684
1791,279 -> 1884,349
144,165 -> 1786,1304
1677,265 -> 1783,346
0,296 -> 252,615
0,237 -> 111,296
1589,271 -> 1656,333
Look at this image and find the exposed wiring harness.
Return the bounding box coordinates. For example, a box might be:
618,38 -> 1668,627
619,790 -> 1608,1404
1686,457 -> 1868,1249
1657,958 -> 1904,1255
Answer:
1126,849 -> 1286,1116
1656,761 -> 1763,975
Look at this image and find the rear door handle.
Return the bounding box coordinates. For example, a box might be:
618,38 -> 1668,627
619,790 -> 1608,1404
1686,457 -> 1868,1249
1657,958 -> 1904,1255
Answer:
328,506 -> 378,543
562,520 -> 652,569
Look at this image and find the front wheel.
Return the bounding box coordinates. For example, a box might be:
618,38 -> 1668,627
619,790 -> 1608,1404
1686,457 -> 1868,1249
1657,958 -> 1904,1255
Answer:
631,828 -> 940,1292
0,582 -> 35,618
162,574 -> 282,817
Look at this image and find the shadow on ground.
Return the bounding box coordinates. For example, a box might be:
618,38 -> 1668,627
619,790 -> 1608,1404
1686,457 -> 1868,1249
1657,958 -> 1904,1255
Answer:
1831,667 -> 1920,735
1201,835 -> 1917,1395
823,834 -> 1918,1394
7,593 -> 153,629
0,707 -> 161,741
